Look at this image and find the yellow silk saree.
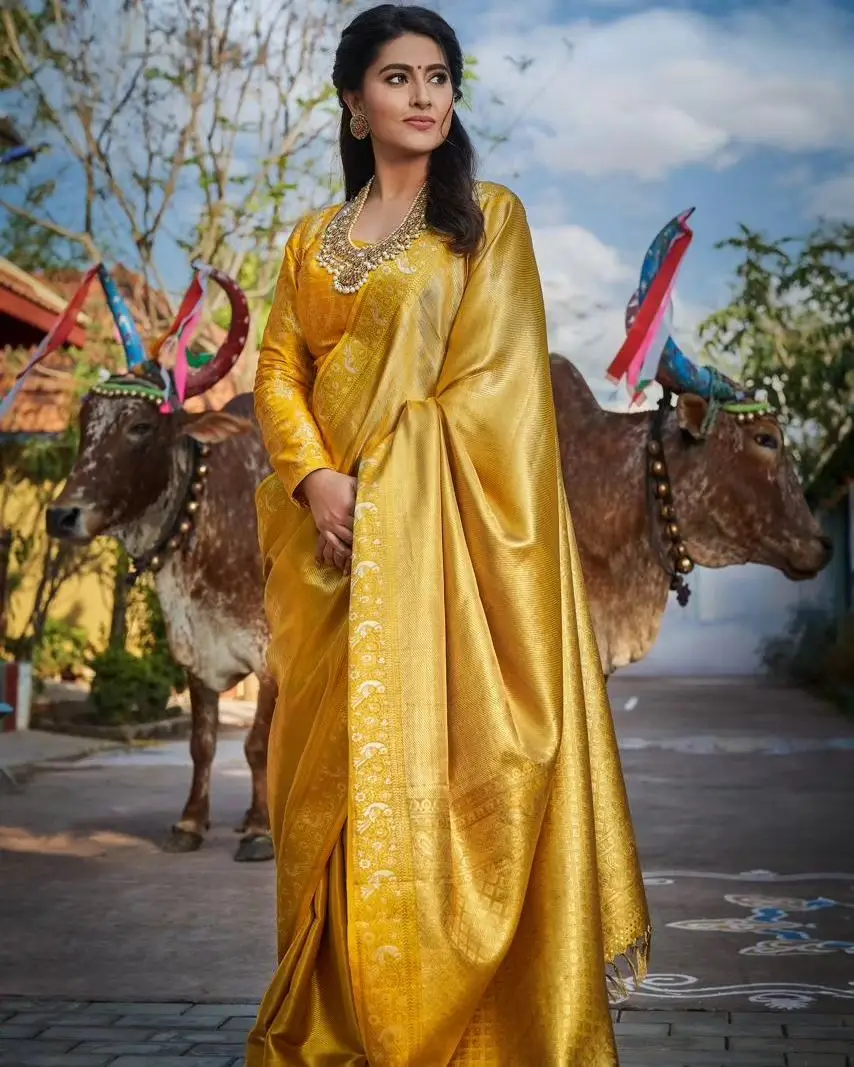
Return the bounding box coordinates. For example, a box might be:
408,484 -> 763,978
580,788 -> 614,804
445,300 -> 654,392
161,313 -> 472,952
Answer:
247,182 -> 649,1067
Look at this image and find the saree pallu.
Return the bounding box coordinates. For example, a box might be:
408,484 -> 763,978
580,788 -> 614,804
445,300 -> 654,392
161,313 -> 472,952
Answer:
247,183 -> 650,1066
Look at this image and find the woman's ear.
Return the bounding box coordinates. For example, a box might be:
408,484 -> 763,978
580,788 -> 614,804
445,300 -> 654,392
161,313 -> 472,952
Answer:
342,90 -> 362,117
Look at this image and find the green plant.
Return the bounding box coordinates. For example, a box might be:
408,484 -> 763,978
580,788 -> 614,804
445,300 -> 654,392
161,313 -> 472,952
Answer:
3,618 -> 91,691
822,615 -> 854,699
760,605 -> 854,709
31,618 -> 91,681
760,605 -> 838,688
87,646 -> 174,725
85,575 -> 188,724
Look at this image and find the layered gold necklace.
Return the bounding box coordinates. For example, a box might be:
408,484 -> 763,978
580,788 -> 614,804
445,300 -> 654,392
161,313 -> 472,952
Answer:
317,178 -> 428,294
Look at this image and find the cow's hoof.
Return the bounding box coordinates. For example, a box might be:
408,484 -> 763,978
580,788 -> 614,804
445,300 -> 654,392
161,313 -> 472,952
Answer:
234,833 -> 274,863
162,827 -> 205,853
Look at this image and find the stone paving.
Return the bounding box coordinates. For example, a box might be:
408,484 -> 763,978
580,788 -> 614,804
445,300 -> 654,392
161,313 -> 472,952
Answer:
1,999 -> 854,1065
2,678 -> 854,1065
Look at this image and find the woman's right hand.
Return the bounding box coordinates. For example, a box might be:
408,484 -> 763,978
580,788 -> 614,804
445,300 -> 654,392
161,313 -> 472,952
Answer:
300,468 -> 357,574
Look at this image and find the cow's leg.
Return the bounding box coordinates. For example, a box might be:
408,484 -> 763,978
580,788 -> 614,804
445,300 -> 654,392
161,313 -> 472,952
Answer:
163,673 -> 218,853
234,672 -> 275,863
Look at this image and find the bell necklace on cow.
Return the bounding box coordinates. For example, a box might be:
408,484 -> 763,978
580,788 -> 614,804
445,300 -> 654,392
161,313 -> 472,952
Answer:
316,177 -> 428,294
126,437 -> 212,586
648,389 -> 695,607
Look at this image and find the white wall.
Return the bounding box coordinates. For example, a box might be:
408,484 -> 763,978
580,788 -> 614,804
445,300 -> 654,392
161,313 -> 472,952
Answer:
623,556 -> 841,677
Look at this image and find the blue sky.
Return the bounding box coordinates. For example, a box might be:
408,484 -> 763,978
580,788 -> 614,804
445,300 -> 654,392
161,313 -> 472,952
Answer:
432,0 -> 854,400
3,0 -> 852,405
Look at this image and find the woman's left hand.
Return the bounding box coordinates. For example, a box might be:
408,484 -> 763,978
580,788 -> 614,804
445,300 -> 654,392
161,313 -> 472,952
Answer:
316,531 -> 351,575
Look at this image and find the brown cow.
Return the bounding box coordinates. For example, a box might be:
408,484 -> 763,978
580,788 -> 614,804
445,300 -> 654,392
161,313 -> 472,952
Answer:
45,263 -> 277,862
47,352 -> 831,863
48,387 -> 275,861
550,355 -> 833,674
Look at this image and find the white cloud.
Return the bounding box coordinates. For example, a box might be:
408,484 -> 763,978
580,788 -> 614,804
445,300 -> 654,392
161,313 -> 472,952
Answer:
807,165 -> 854,219
468,2 -> 854,181
532,222 -> 633,403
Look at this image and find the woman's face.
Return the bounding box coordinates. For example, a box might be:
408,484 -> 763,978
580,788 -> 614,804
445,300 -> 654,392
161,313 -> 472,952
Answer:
345,33 -> 455,157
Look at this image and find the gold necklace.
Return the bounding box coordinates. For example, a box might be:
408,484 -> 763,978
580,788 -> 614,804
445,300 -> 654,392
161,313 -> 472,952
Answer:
316,178 -> 428,294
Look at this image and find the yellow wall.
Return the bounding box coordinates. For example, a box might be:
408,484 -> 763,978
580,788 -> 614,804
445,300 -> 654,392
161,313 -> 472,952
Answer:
4,482 -> 259,700
4,481 -> 113,650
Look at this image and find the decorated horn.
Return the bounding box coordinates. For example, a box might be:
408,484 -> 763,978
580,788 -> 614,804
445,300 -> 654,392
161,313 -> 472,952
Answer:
97,264 -> 147,369
606,208 -> 758,409
181,266 -> 251,400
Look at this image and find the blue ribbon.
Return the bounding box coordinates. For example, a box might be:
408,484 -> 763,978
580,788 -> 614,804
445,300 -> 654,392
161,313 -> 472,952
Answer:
633,209 -> 752,405
0,145 -> 39,166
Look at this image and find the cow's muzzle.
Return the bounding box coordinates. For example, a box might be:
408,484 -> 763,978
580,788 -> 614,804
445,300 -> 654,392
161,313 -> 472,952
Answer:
780,534 -> 834,581
46,505 -> 91,542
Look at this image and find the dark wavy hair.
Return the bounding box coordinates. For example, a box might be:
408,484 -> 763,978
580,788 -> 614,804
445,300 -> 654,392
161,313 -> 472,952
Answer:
332,3 -> 484,256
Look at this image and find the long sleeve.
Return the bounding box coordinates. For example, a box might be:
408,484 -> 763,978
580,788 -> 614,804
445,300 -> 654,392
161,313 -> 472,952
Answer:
254,220 -> 334,503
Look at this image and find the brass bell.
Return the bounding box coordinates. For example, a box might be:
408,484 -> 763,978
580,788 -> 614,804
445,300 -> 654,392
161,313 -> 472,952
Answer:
746,412 -> 755,423
654,480 -> 670,498
673,541 -> 689,557
660,504 -> 675,519
179,519 -> 192,534
650,459 -> 665,476
647,440 -> 661,456
191,481 -> 203,495
677,556 -> 694,574
197,464 -> 209,477
666,521 -> 680,539
150,555 -> 162,571
187,501 -> 200,514
200,444 -> 211,456
169,536 -> 181,550
736,412 -> 746,424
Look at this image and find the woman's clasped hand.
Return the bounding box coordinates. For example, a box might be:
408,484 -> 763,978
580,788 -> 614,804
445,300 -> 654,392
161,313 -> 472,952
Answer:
302,468 -> 357,575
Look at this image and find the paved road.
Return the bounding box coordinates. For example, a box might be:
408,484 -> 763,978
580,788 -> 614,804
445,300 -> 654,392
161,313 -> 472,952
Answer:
1,678 -> 853,1065
1,1000 -> 853,1065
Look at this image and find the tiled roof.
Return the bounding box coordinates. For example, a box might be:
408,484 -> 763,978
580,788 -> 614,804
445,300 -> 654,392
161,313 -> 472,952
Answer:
0,257 -> 92,322
0,354 -> 82,435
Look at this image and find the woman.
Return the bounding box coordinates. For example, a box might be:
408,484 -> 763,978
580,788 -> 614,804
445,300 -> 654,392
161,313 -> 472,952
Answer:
247,4 -> 649,1065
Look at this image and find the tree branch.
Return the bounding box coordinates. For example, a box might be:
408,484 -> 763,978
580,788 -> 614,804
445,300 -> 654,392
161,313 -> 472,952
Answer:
0,196 -> 101,260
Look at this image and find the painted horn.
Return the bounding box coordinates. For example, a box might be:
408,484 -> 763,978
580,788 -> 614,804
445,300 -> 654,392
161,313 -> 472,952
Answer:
182,266 -> 251,399
657,340 -> 746,402
627,210 -> 752,406
96,264 -> 147,369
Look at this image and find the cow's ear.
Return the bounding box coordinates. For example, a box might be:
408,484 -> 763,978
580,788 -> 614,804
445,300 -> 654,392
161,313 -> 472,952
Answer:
676,393 -> 708,440
179,411 -> 254,444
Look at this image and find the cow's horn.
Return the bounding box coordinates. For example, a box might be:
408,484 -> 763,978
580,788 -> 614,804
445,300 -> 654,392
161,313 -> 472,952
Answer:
96,264 -> 147,369
182,266 -> 251,400
657,341 -> 754,407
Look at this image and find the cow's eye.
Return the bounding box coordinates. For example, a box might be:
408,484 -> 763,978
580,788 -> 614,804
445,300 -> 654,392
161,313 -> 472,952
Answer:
126,422 -> 154,440
754,432 -> 779,450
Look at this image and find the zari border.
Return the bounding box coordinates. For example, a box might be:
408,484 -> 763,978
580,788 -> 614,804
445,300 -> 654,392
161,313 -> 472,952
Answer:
346,447 -> 421,1066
